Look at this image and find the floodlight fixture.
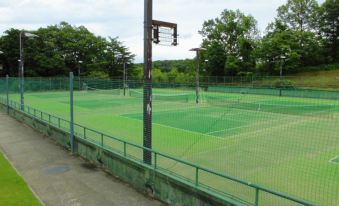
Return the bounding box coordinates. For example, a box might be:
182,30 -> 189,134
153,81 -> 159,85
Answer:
23,32 -> 39,38
189,47 -> 206,52
77,60 -> 84,90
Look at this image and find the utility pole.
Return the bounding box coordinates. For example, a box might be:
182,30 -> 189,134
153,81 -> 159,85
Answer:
143,0 -> 153,165
142,0 -> 177,165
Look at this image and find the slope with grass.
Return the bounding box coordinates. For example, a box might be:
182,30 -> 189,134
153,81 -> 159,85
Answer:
0,152 -> 41,206
291,69 -> 339,89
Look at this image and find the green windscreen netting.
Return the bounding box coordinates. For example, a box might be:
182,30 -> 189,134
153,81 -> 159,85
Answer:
1,76 -> 338,206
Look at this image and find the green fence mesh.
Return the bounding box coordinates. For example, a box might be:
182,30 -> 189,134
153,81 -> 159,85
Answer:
1,76 -> 338,206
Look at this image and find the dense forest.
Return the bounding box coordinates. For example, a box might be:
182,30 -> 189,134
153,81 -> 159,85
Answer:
0,0 -> 338,81
199,0 -> 338,77
0,22 -> 134,78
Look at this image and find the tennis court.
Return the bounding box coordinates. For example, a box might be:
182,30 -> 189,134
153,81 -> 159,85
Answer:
2,79 -> 339,206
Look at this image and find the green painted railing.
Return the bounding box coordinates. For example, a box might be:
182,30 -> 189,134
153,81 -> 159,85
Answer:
0,97 -> 317,206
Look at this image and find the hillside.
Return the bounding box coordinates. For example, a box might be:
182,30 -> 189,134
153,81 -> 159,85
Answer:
290,69 -> 339,89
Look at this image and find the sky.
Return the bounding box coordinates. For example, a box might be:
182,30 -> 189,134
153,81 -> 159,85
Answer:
0,0 -> 325,63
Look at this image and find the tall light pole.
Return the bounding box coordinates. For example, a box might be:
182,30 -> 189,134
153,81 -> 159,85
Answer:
189,48 -> 206,104
123,59 -> 127,96
143,0 -> 177,165
279,55 -> 286,97
78,60 -> 83,90
143,0 -> 153,165
19,31 -> 38,111
117,53 -> 128,96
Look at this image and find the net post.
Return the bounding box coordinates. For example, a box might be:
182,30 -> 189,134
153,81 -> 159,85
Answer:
6,74 -> 9,114
143,0 -> 153,165
69,72 -> 75,154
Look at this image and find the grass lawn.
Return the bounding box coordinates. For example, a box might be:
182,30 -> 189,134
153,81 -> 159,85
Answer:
0,151 -> 41,206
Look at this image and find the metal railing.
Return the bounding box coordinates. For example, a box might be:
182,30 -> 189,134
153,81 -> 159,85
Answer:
0,96 -> 317,206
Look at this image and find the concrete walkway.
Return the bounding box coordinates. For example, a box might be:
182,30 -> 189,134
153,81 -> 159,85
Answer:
0,112 -> 165,206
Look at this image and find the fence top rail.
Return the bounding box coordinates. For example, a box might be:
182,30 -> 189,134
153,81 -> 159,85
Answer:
2,97 -> 317,206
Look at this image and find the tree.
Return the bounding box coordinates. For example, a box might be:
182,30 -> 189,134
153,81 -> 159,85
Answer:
276,0 -> 319,32
318,0 -> 339,62
258,27 -> 324,74
199,9 -> 259,76
0,22 -> 135,78
257,30 -> 301,74
258,0 -> 327,74
0,29 -> 22,76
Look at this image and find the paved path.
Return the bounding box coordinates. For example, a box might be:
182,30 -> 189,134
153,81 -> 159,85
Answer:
0,112 -> 165,206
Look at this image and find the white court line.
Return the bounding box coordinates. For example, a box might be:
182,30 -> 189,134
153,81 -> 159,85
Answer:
123,107 -> 262,134
119,115 -> 225,140
77,101 -> 335,144
187,116 -> 319,157
329,155 -> 339,164
205,111 -> 300,135
205,107 -> 336,136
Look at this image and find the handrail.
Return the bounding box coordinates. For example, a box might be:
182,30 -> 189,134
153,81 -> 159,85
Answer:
0,97 -> 317,206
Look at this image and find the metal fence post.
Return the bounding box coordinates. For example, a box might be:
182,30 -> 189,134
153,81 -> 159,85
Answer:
154,152 -> 157,169
255,188 -> 259,206
84,127 -> 86,139
6,75 -> 9,114
195,167 -> 199,187
69,72 -> 75,154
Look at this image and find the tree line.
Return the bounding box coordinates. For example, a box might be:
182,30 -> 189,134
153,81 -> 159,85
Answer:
0,0 -> 337,79
200,0 -> 338,76
0,22 -> 134,78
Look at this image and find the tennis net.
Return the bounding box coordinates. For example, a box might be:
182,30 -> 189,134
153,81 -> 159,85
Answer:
206,96 -> 335,116
85,86 -> 121,96
129,89 -> 190,102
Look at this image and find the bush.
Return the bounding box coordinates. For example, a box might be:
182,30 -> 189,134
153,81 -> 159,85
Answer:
273,79 -> 295,89
86,71 -> 110,79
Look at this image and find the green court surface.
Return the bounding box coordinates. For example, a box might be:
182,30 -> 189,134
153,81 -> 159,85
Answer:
5,88 -> 339,206
330,156 -> 339,164
0,152 -> 41,206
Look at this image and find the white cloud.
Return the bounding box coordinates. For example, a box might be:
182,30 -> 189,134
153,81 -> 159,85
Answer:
0,0 -> 325,62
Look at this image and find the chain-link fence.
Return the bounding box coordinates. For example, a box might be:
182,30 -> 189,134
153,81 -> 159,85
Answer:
1,75 -> 338,206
